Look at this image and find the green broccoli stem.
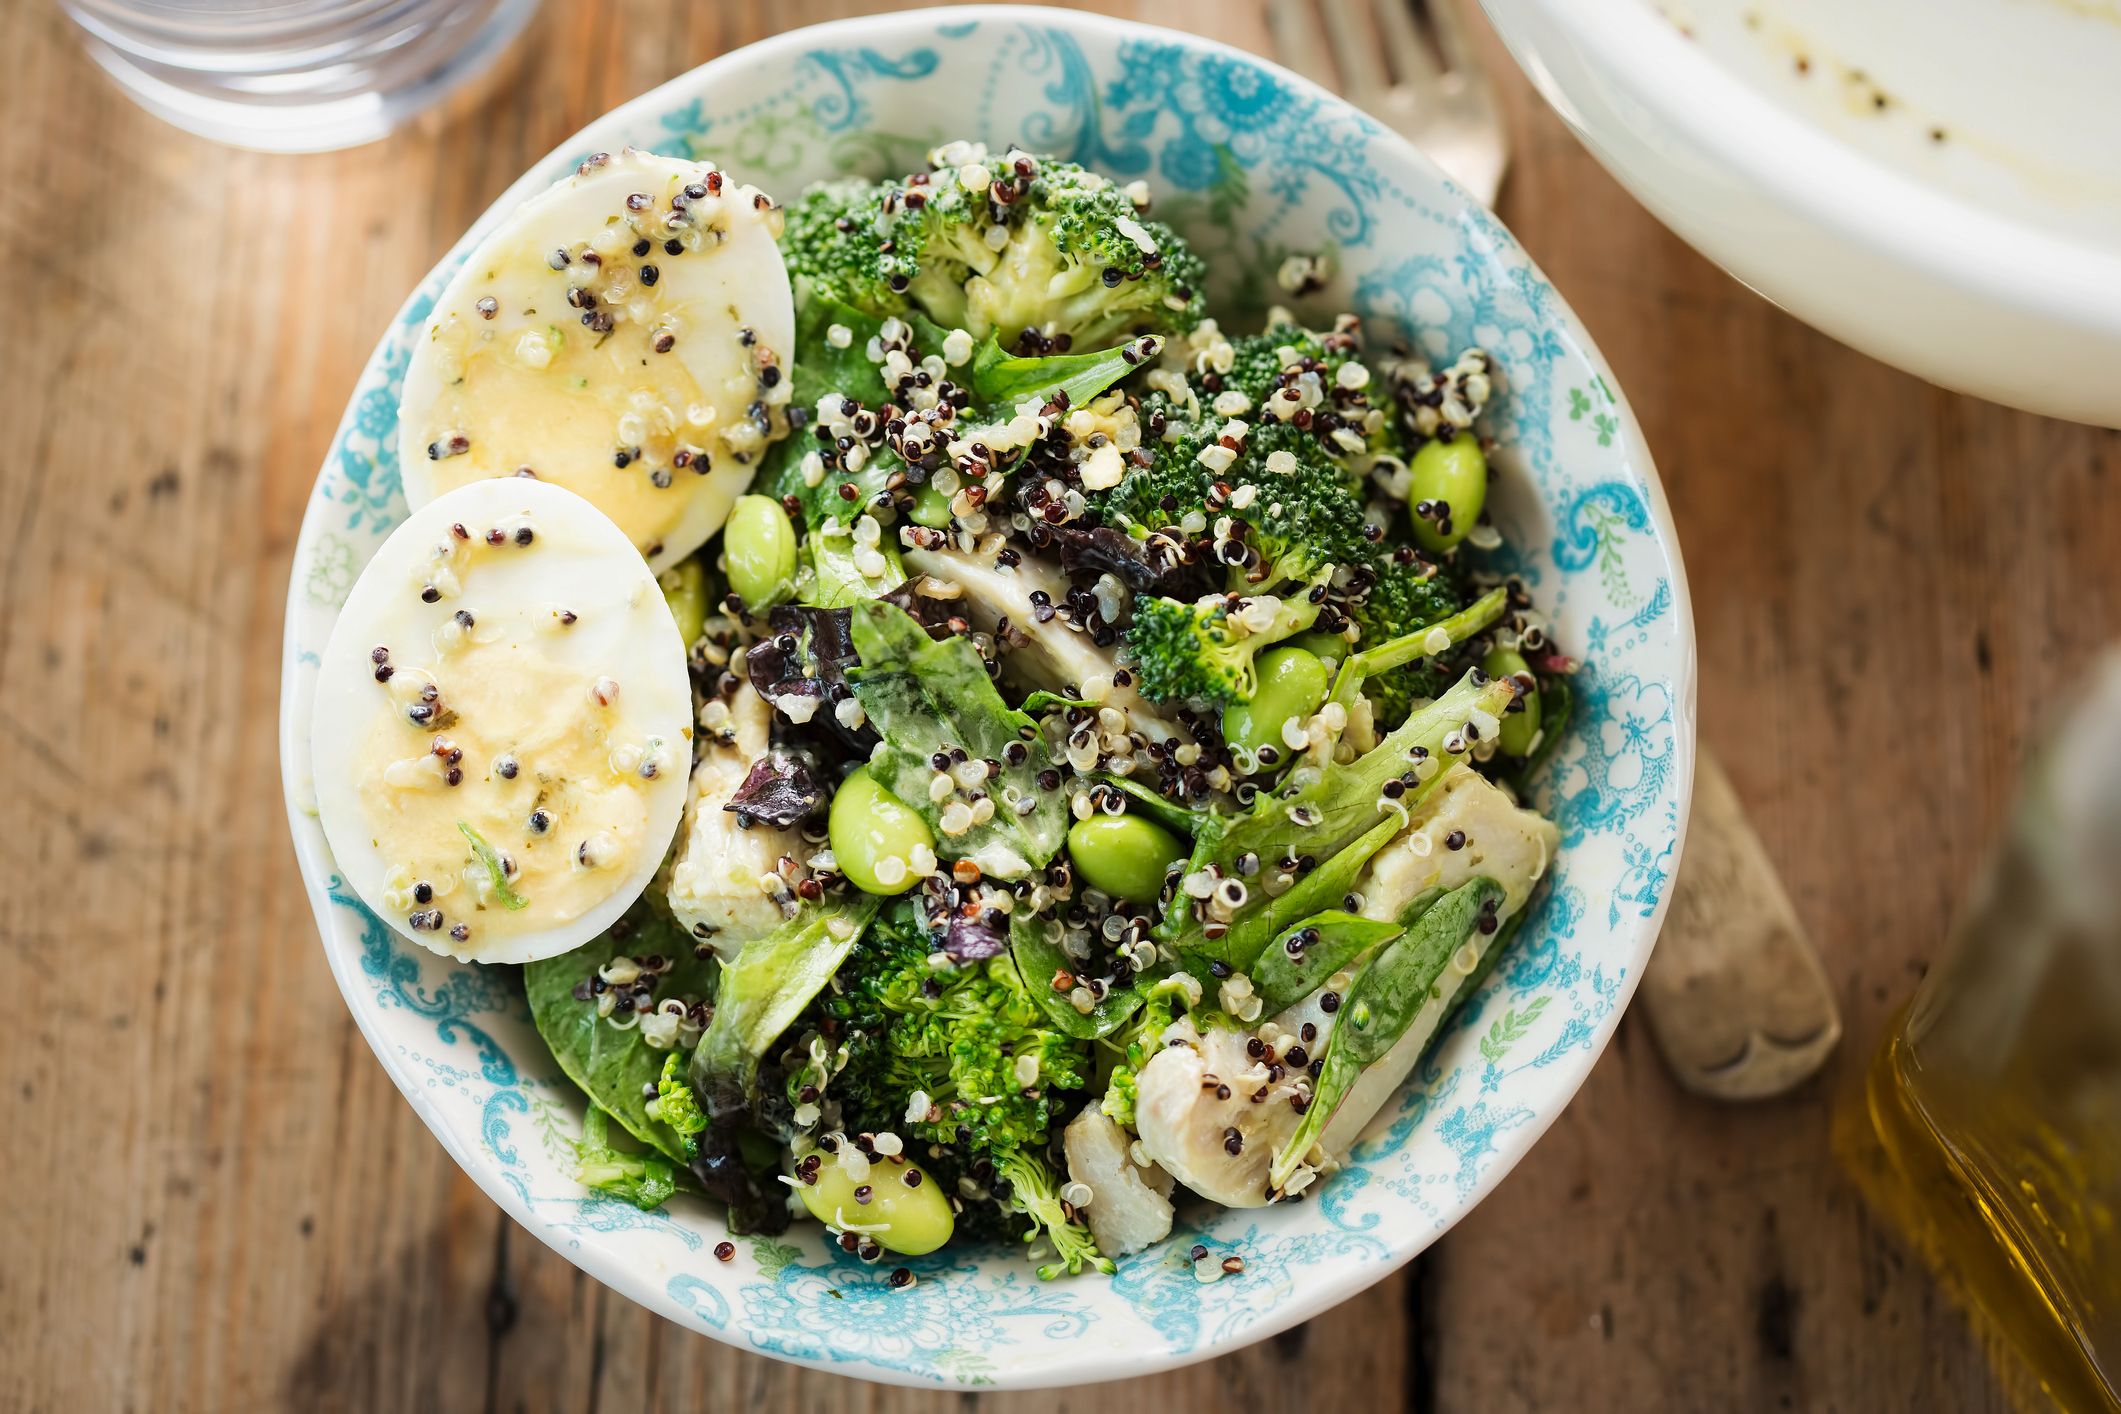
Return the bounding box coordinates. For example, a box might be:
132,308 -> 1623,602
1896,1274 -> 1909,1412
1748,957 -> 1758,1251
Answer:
1328,586 -> 1509,714
995,1148 -> 1114,1278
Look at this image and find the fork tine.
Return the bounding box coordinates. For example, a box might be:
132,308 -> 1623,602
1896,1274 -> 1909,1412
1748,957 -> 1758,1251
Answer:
1267,2 -> 1337,90
1374,0 -> 1441,86
1319,0 -> 1392,105
1416,0 -> 1483,77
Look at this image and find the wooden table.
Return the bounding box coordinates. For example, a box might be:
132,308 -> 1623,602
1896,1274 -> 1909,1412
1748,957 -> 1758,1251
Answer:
5,0 -> 2115,1408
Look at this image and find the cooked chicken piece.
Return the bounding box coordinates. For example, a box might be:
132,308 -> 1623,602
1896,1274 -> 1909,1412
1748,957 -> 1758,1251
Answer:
1357,764 -> 1558,924
903,545 -> 1182,741
664,684 -> 803,959
1063,1104 -> 1175,1257
1274,765 -> 1560,1158
1133,1020 -> 1304,1208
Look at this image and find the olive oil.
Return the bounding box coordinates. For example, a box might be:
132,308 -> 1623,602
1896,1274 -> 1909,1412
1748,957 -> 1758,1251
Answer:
1847,1013 -> 2120,1410
1840,657 -> 2121,1412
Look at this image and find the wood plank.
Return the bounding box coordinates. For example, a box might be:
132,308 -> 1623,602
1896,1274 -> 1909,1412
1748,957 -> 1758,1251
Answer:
5,0 -> 2112,1409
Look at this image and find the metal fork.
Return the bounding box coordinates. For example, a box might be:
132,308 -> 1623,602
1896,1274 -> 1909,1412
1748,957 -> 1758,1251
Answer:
1269,0 -> 1845,1102
1268,0 -> 1507,205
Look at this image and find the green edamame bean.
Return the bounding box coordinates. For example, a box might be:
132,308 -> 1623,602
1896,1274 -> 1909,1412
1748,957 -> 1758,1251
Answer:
724,494 -> 798,608
1222,646 -> 1331,758
1481,647 -> 1542,757
795,1146 -> 954,1255
657,559 -> 708,648
909,483 -> 953,529
1067,814 -> 1187,902
1408,436 -> 1489,553
829,767 -> 934,896
1285,630 -> 1352,672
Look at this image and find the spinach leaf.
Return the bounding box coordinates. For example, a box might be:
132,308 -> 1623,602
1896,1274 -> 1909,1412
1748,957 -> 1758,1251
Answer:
1009,914 -> 1150,1040
689,895 -> 879,1118
790,293 -> 893,412
525,903 -> 716,1162
968,333 -> 1159,409
849,598 -> 1067,878
1268,877 -> 1503,1190
1249,910 -> 1405,1015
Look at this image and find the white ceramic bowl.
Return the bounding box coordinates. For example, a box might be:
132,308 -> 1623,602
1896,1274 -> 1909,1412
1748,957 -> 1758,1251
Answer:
280,6 -> 1695,1388
1482,0 -> 2121,428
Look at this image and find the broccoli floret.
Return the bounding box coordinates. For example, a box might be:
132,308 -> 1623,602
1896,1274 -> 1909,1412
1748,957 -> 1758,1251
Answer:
645,1052 -> 707,1159
995,1148 -> 1113,1278
1126,583 -> 1326,705
1220,323 -> 1339,404
1098,976 -> 1191,1130
817,900 -> 1105,1276
779,178 -> 902,313
1106,422 -> 1369,596
785,148 -> 1204,349
1102,321 -> 1497,725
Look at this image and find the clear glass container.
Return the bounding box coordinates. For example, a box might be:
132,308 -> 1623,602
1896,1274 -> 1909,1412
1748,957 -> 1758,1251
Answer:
62,0 -> 541,154
1843,652 -> 2121,1410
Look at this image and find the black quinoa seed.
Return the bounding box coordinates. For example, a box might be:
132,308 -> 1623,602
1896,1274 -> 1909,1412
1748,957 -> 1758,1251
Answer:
714,1241 -> 735,1261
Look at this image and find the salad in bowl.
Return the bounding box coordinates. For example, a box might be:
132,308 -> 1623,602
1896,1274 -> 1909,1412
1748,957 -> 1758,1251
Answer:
283,8 -> 1690,1387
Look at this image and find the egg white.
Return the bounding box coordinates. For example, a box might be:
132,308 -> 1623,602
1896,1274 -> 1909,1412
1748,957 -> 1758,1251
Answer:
398,147 -> 795,572
312,478 -> 692,964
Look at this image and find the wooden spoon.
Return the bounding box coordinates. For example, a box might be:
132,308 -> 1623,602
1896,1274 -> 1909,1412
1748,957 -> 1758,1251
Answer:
1638,747 -> 1842,1100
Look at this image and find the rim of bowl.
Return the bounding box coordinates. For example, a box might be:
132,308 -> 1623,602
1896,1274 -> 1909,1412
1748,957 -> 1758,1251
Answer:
1490,0 -> 2121,341
279,4 -> 1698,1387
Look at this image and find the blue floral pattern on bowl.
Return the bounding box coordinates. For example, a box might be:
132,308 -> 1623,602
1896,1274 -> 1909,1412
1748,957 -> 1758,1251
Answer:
277,6 -> 1694,1390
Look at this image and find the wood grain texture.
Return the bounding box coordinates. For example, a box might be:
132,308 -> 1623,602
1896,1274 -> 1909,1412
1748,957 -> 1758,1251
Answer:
0,1 -> 2112,1410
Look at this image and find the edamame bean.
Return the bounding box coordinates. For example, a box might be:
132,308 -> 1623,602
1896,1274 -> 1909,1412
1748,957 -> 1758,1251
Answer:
795,1146 -> 954,1255
657,559 -> 708,648
829,767 -> 933,896
1408,436 -> 1489,553
909,483 -> 953,529
1222,646 -> 1331,758
1285,630 -> 1352,672
1481,647 -> 1542,756
724,494 -> 798,608
1067,814 -> 1187,902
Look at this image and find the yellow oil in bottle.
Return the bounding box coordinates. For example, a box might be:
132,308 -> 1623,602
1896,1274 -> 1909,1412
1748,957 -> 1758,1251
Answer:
1838,657 -> 2121,1411
1843,1010 -> 2119,1410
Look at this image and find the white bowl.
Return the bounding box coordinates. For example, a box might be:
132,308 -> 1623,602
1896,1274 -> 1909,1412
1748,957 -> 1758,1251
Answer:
279,5 -> 1695,1388
1482,0 -> 2121,428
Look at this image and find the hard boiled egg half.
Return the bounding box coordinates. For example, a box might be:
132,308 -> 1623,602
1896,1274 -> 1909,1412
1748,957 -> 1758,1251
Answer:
312,478 -> 692,963
398,148 -> 795,572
